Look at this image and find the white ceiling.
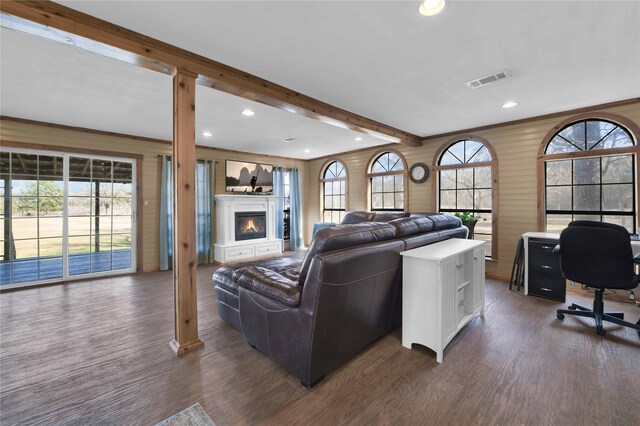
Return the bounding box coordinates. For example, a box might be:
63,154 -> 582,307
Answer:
2,1 -> 639,159
0,27 -> 386,159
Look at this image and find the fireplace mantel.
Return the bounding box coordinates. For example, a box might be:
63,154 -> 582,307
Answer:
214,195 -> 283,263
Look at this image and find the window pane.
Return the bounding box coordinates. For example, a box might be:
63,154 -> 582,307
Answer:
332,196 -> 340,210
371,176 -> 382,193
573,185 -> 600,211
11,153 -> 38,179
546,186 -> 571,210
395,174 -> 403,188
440,170 -> 456,189
333,181 -> 340,195
97,181 -> 112,197
474,189 -> 492,210
586,120 -> 616,150
324,182 -> 333,195
474,167 -> 491,188
113,198 -> 131,216
94,216 -> 113,235
324,195 -> 333,209
70,157 -> 91,179
603,215 -> 634,233
546,161 -> 572,186
469,146 -> 491,163
39,197 -> 63,217
69,197 -> 92,216
383,175 -> 394,192
457,190 -> 473,210
559,123 -> 585,149
464,140 -> 483,162
457,168 -> 473,189
574,214 -> 601,222
546,137 -> 581,154
339,195 -> 346,209
39,217 -> 63,238
372,193 -> 382,209
383,193 -> 394,209
440,190 -> 456,209
92,159 -> 112,181
68,216 -> 91,236
602,184 -> 633,212
14,239 -> 37,260
0,152 -> 9,176
12,197 -> 37,216
12,179 -> 37,196
323,211 -> 332,222
39,257 -> 62,280
113,162 -> 133,181
546,214 -> 572,233
388,153 -> 404,171
112,182 -> 133,197
12,218 -> 38,239
440,151 -> 462,165
39,237 -> 62,258
448,141 -> 465,164
68,236 -> 91,254
600,127 -> 634,149
394,192 -> 404,210
602,156 -> 632,183
573,158 -> 600,184
113,216 -> 131,234
69,179 -> 93,196
38,156 -> 63,178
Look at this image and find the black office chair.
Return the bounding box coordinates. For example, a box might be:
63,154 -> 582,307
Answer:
554,221 -> 640,336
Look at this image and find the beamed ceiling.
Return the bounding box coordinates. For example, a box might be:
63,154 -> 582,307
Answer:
1,1 -> 639,159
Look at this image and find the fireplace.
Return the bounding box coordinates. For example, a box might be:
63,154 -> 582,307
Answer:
235,211 -> 267,241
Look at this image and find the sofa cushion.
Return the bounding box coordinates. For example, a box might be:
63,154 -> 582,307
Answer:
213,256 -> 302,295
388,216 -> 434,238
233,266 -> 301,307
372,211 -> 410,222
413,213 -> 461,230
340,211 -> 376,224
298,222 -> 397,285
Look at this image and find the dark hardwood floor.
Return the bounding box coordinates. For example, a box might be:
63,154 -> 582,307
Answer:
1,266 -> 639,425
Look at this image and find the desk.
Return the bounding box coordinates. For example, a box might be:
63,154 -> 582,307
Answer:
522,232 -> 640,297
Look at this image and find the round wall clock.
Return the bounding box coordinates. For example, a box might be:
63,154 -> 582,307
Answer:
409,162 -> 430,184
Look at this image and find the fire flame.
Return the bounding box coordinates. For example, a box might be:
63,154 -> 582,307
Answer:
243,219 -> 258,233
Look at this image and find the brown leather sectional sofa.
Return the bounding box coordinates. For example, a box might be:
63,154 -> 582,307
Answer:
212,211 -> 466,387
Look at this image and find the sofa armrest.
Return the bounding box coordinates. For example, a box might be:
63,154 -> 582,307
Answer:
552,244 -> 560,253
233,266 -> 301,307
634,252 -> 640,265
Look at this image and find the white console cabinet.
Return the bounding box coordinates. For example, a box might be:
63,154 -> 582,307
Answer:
401,238 -> 485,363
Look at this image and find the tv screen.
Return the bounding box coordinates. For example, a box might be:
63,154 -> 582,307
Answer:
225,160 -> 274,193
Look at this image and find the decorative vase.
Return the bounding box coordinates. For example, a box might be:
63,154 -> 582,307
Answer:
465,219 -> 478,239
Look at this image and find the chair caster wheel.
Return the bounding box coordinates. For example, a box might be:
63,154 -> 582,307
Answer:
557,313 -> 564,320
568,305 -> 577,310
597,326 -> 605,336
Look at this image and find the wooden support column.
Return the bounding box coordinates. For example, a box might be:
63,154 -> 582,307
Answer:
169,68 -> 204,355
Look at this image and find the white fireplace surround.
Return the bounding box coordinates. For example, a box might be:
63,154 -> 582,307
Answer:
214,195 -> 283,263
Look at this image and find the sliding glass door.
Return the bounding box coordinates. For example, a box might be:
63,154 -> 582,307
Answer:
0,148 -> 136,288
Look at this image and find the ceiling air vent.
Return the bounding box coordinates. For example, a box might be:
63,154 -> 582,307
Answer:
466,71 -> 510,89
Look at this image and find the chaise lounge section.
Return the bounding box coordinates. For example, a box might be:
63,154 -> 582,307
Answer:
212,211 -> 466,387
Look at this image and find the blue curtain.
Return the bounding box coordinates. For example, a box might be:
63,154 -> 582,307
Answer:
273,167 -> 285,239
289,168 -> 303,250
159,156 -> 173,270
159,156 -> 214,270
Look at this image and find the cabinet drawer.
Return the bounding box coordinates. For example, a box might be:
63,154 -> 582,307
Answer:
255,243 -> 280,256
226,247 -> 254,260
529,239 -> 561,275
528,271 -> 565,302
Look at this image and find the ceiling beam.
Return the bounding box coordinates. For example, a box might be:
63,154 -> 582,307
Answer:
0,1 -> 422,147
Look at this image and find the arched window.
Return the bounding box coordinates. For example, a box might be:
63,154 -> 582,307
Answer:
320,160 -> 347,223
542,118 -> 637,233
368,150 -> 406,211
436,138 -> 496,258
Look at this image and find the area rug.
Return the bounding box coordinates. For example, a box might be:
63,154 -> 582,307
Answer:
155,403 -> 215,426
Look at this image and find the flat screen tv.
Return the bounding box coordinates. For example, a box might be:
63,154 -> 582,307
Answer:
225,160 -> 274,194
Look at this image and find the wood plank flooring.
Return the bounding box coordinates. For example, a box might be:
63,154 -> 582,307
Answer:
1,266 -> 639,425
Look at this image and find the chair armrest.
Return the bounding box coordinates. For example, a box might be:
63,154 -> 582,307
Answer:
233,266 -> 301,307
634,252 -> 640,265
552,244 -> 560,253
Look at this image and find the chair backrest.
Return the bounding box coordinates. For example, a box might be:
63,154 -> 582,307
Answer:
559,221 -> 634,289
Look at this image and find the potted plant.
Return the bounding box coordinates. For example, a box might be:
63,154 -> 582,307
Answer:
454,212 -> 483,239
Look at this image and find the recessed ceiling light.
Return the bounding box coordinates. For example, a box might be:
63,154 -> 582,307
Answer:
502,101 -> 518,109
354,137 -> 363,141
241,109 -> 255,117
282,138 -> 295,143
201,131 -> 213,137
419,0 -> 446,16
304,149 -> 311,153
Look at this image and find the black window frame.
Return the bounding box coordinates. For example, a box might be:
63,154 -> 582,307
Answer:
368,151 -> 406,212
320,160 -> 347,224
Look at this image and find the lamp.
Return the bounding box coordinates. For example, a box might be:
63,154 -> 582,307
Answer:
419,0 -> 446,16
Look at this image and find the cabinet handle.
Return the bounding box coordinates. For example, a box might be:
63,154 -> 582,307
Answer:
540,287 -> 552,292
540,265 -> 552,269
456,264 -> 464,270
540,245 -> 553,250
